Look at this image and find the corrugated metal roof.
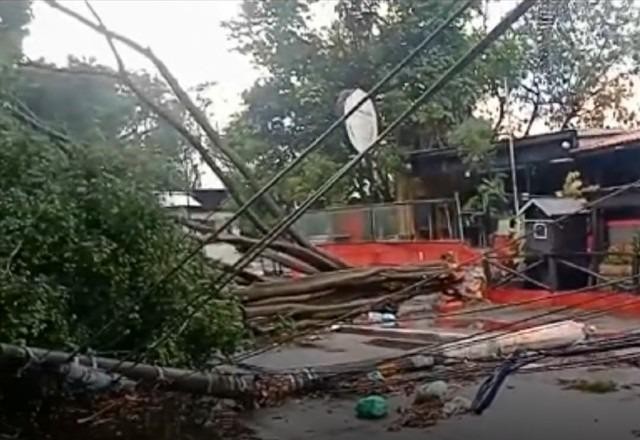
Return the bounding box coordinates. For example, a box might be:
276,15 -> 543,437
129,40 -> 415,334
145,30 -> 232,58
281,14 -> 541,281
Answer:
519,197 -> 586,217
156,191 -> 203,208
577,128 -> 626,137
576,128 -> 640,152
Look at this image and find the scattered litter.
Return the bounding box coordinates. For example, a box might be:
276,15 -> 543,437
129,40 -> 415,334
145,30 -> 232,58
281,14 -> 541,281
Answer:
414,380 -> 448,404
367,370 -> 385,382
389,393 -> 471,430
558,378 -> 618,394
443,396 -> 472,417
367,312 -> 397,327
409,354 -> 435,369
355,395 -> 388,419
388,400 -> 440,430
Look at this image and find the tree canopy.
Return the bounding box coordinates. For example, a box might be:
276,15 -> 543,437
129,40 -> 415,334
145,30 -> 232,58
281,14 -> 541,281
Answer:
14,57 -> 193,188
2,0 -> 640,365
224,0 -> 640,206
512,0 -> 640,133
0,0 -> 31,65
0,0 -> 244,365
224,0 -> 492,206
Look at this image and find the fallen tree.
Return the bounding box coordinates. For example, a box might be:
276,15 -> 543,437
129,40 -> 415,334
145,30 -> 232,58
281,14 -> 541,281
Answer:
234,262 -> 479,332
238,263 -> 453,301
43,0 -> 347,273
180,218 -> 336,273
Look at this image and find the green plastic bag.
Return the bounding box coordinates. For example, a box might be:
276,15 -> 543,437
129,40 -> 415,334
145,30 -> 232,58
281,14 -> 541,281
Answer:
355,395 -> 388,419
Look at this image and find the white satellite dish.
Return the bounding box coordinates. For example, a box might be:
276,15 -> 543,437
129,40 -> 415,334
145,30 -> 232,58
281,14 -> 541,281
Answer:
341,88 -> 378,153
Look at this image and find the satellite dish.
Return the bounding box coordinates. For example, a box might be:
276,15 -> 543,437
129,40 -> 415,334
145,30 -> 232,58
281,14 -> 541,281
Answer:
340,88 -> 378,153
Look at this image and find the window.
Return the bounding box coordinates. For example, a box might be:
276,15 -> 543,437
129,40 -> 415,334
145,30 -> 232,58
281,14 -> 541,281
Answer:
533,222 -> 548,240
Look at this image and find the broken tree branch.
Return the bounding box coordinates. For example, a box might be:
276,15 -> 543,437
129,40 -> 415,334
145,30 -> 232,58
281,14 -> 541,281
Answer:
80,0 -> 272,238
238,263 -> 452,301
180,218 -> 342,272
178,218 -> 333,272
47,0 -> 325,256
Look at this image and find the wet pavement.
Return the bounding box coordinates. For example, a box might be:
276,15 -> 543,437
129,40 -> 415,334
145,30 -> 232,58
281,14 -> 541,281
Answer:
243,306 -> 640,440
245,367 -> 640,440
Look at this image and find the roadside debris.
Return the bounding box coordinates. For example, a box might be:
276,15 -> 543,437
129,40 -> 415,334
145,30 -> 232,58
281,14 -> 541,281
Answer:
0,384 -> 258,440
440,320 -> 590,359
558,378 -> 619,394
237,259 -> 487,334
443,396 -> 472,416
414,380 -> 448,403
389,390 -> 472,430
366,311 -> 398,326
355,395 -> 389,419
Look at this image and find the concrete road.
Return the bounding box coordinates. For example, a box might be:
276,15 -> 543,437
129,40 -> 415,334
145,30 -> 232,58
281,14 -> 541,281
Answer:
245,366 -> 640,440
243,327 -> 640,440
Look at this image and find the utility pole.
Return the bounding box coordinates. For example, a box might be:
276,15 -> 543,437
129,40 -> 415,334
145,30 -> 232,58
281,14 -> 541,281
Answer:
504,77 -> 520,215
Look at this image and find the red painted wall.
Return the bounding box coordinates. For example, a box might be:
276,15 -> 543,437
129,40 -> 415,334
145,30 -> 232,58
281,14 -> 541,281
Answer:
488,287 -> 640,318
318,240 -> 480,266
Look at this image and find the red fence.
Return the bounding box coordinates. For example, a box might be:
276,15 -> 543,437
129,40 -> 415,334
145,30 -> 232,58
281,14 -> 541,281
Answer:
318,240 -> 479,267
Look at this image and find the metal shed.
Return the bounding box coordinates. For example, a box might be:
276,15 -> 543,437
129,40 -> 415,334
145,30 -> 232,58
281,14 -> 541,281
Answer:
520,197 -> 589,290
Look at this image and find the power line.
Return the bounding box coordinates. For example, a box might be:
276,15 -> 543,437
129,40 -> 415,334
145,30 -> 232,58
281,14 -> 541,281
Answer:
61,0 -> 473,364
202,0 -> 537,302
111,0 -> 533,373
159,173 -> 640,370
134,0 -> 474,292
251,277 -> 640,380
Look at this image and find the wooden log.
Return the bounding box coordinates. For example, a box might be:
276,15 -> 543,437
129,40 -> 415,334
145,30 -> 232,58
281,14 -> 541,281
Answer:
244,297 -> 384,319
244,280 -> 449,320
258,248 -> 318,274
246,289 -> 338,307
179,219 -> 345,272
245,278 -> 446,308
214,261 -> 264,284
238,267 -> 384,300
216,233 -> 345,272
239,264 -> 451,301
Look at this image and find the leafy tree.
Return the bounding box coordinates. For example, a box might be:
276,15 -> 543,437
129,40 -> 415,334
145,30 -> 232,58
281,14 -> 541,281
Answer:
448,117 -> 495,172
555,171 -> 598,199
0,0 -> 201,191
0,112 -> 244,365
225,0 -> 640,211
513,0 -> 640,133
224,0 -> 492,206
0,0 -> 31,65
12,58 -> 196,189
463,174 -> 508,219
0,5 -> 245,364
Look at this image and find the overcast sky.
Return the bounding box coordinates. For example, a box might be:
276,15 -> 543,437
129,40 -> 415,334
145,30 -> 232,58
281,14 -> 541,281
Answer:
24,0 -> 517,188
24,0 -> 517,124
24,0 -> 341,127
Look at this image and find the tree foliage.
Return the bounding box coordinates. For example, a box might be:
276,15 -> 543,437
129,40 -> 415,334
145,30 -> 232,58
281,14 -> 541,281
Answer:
0,2 -> 245,365
0,113 -> 244,365
0,0 -> 31,65
13,58 -> 198,189
448,117 -> 495,172
225,0 -> 640,209
512,0 -> 640,133
224,0 -> 491,206
2,1 -> 206,190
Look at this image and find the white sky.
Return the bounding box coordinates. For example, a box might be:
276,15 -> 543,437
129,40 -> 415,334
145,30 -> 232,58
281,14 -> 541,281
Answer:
24,0 -> 341,127
25,0 -> 518,123
24,0 -> 517,188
